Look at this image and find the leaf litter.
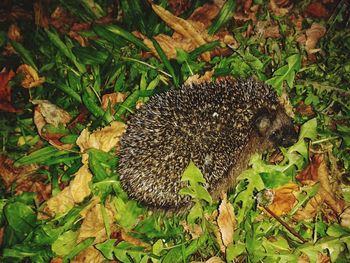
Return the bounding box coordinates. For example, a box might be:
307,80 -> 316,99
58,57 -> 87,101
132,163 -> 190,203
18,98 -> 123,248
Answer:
0,0 -> 350,262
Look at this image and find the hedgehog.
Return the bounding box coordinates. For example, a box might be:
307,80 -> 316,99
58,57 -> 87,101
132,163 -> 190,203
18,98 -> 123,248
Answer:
118,78 -> 297,210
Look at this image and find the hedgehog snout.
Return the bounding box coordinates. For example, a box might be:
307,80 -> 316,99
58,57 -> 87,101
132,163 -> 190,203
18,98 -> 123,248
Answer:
269,125 -> 298,147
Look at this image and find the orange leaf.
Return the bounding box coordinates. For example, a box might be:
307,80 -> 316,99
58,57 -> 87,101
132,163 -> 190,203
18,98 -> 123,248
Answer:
267,183 -> 299,216
0,69 -> 21,113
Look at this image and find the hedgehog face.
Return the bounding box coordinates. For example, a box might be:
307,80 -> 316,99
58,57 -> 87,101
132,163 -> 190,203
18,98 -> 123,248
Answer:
256,109 -> 297,147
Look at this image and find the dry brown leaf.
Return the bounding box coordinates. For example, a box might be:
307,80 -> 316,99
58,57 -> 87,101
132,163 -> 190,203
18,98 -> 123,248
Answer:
0,155 -> 39,189
268,183 -> 299,216
305,2 -> 329,18
269,0 -> 292,16
168,0 -> 193,16
33,100 -> 72,150
15,173 -> 51,203
217,193 -> 236,247
294,154 -> 345,220
0,68 -> 22,113
255,21 -> 280,38
77,121 -> 127,164
180,220 -> 203,239
296,101 -> 315,118
77,203 -> 115,243
16,64 -> 45,89
121,231 -> 151,248
305,23 -> 326,54
151,3 -> 209,60
138,1 -> 236,62
101,92 -> 128,113
46,165 -> 92,215
340,207 -> 350,228
8,23 -> 21,41
71,246 -> 105,263
34,0 -> 49,28
183,71 -> 213,86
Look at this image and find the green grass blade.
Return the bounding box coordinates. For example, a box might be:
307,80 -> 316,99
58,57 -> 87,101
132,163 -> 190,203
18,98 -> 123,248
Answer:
10,41 -> 38,71
151,38 -> 179,87
208,0 -> 236,35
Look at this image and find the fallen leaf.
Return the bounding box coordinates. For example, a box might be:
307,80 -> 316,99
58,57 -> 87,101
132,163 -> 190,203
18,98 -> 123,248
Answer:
101,92 -> 128,113
268,183 -> 299,216
77,121 -> 127,164
15,173 -> 51,203
269,0 -> 293,16
340,207 -> 350,228
8,23 -> 21,41
16,64 -> 45,89
77,203 -> 115,243
46,165 -> 92,215
121,231 -> 151,248
168,0 -> 192,16
305,23 -> 326,54
71,246 -> 105,263
50,6 -> 76,33
0,155 -> 39,190
217,193 -> 236,247
294,154 -> 345,220
0,69 -> 21,112
255,21 -> 280,39
305,2 -> 329,18
183,71 -> 213,86
296,101 -> 316,118
180,220 -> 203,239
138,1 -> 236,61
33,100 -> 72,149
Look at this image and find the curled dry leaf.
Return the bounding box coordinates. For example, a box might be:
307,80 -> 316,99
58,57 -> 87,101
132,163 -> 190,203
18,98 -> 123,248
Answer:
101,92 -> 128,113
305,23 -> 326,54
255,21 -> 280,39
269,0 -> 293,16
168,0 -> 192,16
305,2 -> 329,18
294,154 -> 345,221
15,173 -> 51,203
0,69 -> 22,112
138,1 -> 236,61
183,71 -> 213,86
16,64 -> 45,89
8,23 -> 21,41
180,220 -> 203,239
217,193 -> 236,247
267,183 -> 299,216
0,155 -> 39,189
77,203 -> 115,243
33,100 -> 72,149
71,246 -> 105,263
46,165 -> 92,215
296,101 -> 316,118
77,121 -> 127,164
340,207 -> 350,228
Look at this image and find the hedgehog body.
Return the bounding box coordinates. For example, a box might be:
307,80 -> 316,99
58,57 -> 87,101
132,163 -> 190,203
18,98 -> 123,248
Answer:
118,78 -> 296,210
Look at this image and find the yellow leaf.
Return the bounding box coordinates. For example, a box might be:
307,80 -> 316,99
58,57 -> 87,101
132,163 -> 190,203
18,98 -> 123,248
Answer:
217,194 -> 236,247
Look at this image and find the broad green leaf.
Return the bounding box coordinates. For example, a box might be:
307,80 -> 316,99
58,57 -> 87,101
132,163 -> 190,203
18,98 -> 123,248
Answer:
52,230 -> 78,256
